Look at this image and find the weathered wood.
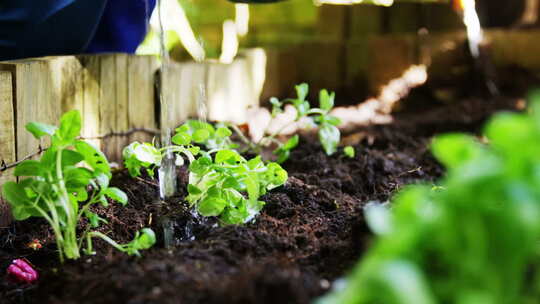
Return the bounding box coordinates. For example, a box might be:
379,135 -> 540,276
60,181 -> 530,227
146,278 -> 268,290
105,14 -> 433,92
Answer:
368,34 -> 418,94
239,49 -> 267,110
261,47 -> 300,101
160,56 -> 264,126
488,30 -> 540,70
0,71 -> 15,227
98,55 -> 120,162
317,5 -> 349,41
128,56 -> 159,143
78,54 -> 159,162
160,62 -> 204,128
80,56 -> 102,150
0,58 -> 63,160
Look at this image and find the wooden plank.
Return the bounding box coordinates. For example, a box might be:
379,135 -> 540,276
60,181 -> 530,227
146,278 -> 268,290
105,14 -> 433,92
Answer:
127,56 -> 159,143
98,55 -> 118,161
349,5 -> 383,37
261,47 -> 300,102
207,60 -> 254,124
0,71 -> 15,227
316,5 -> 348,41
368,34 -> 418,94
0,59 -> 62,160
161,61 -> 206,126
80,56 -> 102,150
239,48 -> 266,110
48,57 -> 85,114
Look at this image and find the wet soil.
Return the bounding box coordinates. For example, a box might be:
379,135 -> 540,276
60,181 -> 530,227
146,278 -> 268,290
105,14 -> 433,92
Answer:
0,95 -> 524,304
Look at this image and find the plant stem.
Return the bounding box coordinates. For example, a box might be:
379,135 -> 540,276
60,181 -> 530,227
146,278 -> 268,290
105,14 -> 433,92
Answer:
87,231 -> 126,253
228,124 -> 256,151
56,148 -> 80,260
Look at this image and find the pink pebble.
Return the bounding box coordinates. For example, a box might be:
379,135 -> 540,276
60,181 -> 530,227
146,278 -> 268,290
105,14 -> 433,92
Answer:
6,259 -> 38,284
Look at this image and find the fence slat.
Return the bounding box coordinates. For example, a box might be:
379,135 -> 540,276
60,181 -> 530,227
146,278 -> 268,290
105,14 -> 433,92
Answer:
0,71 -> 15,227
128,56 -> 159,143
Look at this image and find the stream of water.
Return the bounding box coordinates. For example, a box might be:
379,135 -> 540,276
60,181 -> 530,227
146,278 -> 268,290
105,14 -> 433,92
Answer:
153,0 -> 211,246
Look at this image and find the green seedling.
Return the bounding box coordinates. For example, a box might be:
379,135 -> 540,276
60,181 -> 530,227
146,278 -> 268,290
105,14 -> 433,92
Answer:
2,111 -> 155,262
344,146 -> 355,158
249,83 -> 342,163
187,150 -> 288,224
123,121 -> 288,225
317,100 -> 540,304
123,120 -> 237,178
178,120 -> 238,151
273,135 -> 299,164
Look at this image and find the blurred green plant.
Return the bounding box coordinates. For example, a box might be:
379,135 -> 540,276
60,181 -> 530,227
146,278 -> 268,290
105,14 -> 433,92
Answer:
317,97 -> 540,304
2,111 -> 155,262
344,146 -> 355,158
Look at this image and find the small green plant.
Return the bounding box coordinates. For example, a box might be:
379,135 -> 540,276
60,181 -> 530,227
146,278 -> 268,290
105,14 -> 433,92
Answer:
187,150 -> 288,224
251,83 -> 342,163
2,111 -> 155,262
344,146 -> 355,158
123,121 -> 288,225
123,120 -> 237,178
177,120 -> 237,151
317,100 -> 540,304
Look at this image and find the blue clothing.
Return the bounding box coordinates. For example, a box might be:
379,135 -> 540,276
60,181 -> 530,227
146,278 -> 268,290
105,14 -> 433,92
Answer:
0,0 -> 155,60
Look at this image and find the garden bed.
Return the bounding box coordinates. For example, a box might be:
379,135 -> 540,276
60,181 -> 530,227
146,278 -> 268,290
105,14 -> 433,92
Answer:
0,95 -> 522,304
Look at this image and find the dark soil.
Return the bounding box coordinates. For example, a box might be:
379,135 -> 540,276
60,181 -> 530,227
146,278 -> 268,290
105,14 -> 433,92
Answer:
0,94 -> 524,304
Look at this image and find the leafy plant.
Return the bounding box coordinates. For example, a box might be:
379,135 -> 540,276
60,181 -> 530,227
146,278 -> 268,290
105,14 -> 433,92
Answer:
123,120 -> 238,179
187,150 -> 288,224
249,83 -> 342,163
177,120 -> 237,151
2,111 -> 155,262
317,101 -> 540,304
123,122 -> 288,225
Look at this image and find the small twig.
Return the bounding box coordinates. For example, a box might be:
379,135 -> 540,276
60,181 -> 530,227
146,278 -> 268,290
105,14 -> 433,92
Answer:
135,177 -> 159,187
